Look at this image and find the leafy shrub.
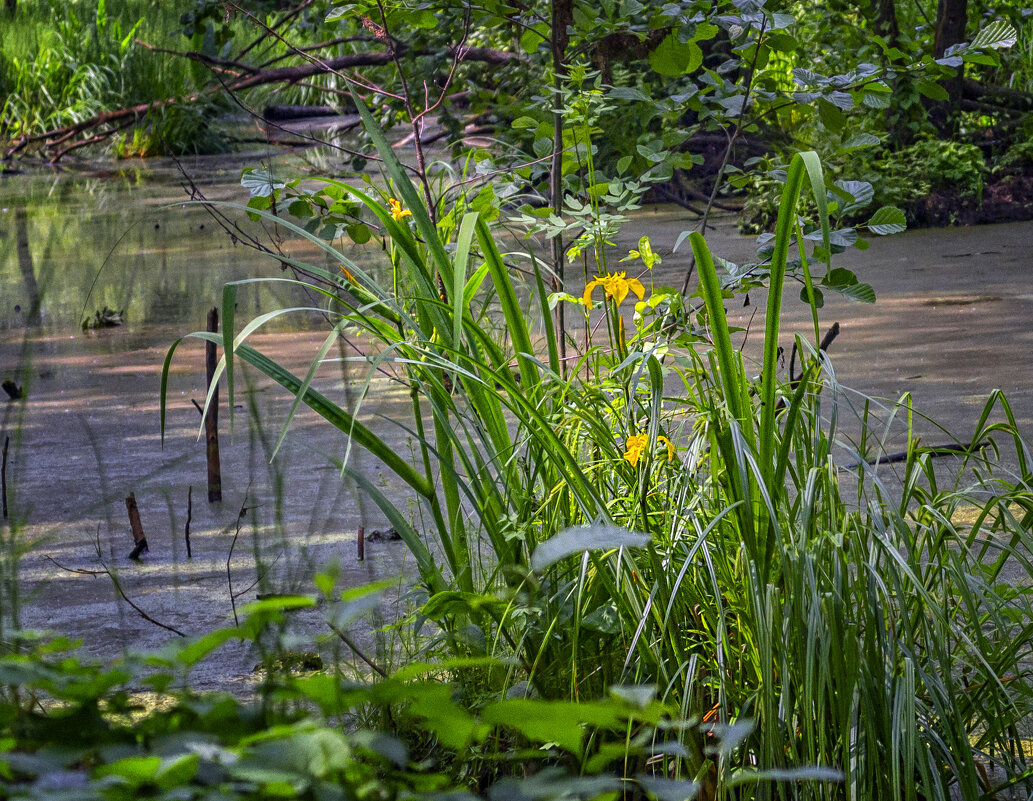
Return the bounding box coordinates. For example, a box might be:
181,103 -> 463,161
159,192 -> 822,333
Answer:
876,138 -> 987,203
996,138 -> 1033,173
741,139 -> 989,232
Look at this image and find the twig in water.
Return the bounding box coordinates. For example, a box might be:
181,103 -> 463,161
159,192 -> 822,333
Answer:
185,486 -> 193,559
227,487 -> 250,626
233,550 -> 283,599
44,555 -> 106,576
88,535 -> 184,636
102,563 -> 186,638
847,441 -> 991,469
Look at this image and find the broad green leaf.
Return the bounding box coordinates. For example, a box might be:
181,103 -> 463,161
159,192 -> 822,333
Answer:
96,755 -> 161,784
609,86 -> 651,102
867,206 -> 907,235
240,168 -> 284,197
649,32 -> 702,76
481,699 -> 622,755
831,179 -> 874,212
835,282 -> 876,303
690,22 -> 719,42
840,133 -> 880,151
520,25 -> 547,53
325,5 -> 355,22
861,91 -> 891,109
916,79 -> 949,101
422,591 -> 510,621
971,20 -> 1017,50
399,682 -> 486,749
638,775 -> 701,801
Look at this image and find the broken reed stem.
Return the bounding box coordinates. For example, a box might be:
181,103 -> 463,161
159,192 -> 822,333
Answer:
125,492 -> 148,560
1,435 -> 7,520
847,440 -> 992,469
205,307 -> 223,503
185,485 -> 193,558
357,525 -> 364,562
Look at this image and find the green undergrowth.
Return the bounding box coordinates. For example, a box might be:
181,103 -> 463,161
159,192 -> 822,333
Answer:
0,0 -> 222,154
739,139 -> 990,233
0,0 -> 325,156
2,591 -> 809,800
150,92 -> 1033,800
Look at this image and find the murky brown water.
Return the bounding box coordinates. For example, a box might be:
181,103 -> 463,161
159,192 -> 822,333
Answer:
2,153 -> 1032,690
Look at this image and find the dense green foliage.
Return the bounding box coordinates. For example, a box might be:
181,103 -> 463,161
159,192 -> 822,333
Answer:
2,0 -> 1029,214
4,3 -> 1033,800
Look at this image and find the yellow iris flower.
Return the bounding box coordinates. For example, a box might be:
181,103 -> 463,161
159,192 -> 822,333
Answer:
623,433 -> 676,467
582,271 -> 646,307
388,197 -> 412,221
623,434 -> 649,467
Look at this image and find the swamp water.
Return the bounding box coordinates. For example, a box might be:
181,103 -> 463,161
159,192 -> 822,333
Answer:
2,153 -> 1032,690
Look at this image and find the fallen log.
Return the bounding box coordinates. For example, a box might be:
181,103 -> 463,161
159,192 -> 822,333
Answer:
263,104 -> 339,120
5,44 -> 524,162
962,78 -> 1033,111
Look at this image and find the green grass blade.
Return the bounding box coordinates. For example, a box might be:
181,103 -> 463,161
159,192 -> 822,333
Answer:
233,342 -> 433,498
530,252 -> 560,378
475,218 -> 539,399
758,154 -> 806,479
271,319 -> 346,461
349,86 -> 454,289
689,232 -> 744,427
452,211 -> 478,352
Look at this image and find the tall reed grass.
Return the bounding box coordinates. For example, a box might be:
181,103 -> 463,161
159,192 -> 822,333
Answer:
163,91 -> 1033,799
0,0 -> 327,155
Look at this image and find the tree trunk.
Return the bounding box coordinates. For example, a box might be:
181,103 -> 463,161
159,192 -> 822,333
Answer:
871,0 -> 899,45
930,0 -> 968,134
934,0 -> 968,56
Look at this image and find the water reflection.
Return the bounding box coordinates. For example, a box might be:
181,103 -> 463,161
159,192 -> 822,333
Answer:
0,157 -> 378,335
13,208 -> 41,327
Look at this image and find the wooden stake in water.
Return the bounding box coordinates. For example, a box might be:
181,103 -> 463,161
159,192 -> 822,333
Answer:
205,308 -> 222,503
1,435 -> 8,520
126,492 -> 148,560
357,526 -> 365,562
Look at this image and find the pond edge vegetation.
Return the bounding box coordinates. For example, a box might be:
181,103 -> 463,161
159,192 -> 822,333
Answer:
2,4 -> 1033,800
